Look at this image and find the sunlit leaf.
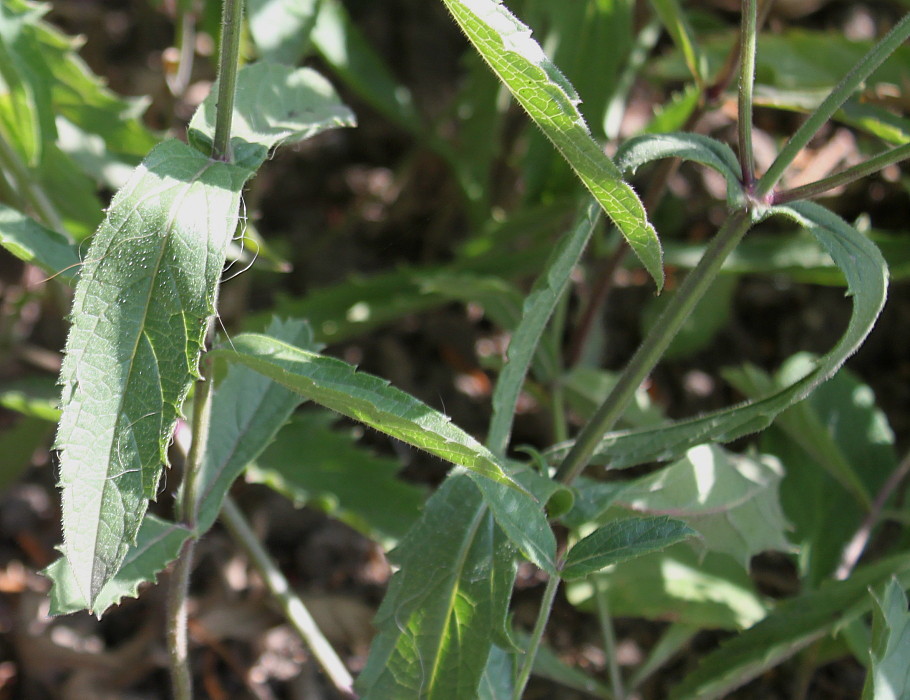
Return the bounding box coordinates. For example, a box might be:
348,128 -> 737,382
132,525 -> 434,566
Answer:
862,578 -> 910,700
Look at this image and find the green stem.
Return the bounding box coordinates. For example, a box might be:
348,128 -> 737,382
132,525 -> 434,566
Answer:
211,0 -> 244,161
167,363 -> 214,700
755,13 -> 910,200
774,142 -> 910,204
513,567 -> 562,700
595,576 -> 624,700
220,497 -> 357,699
737,0 -> 757,188
555,209 -> 753,484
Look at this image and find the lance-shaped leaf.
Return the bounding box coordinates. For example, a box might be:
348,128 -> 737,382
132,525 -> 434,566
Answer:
211,333 -> 520,490
357,472 -> 518,698
562,515 -> 696,581
545,201 -> 887,470
440,0 -> 663,289
862,578 -> 910,700
54,139 -> 250,610
487,199 -> 599,456
615,133 -> 744,209
670,554 -> 910,700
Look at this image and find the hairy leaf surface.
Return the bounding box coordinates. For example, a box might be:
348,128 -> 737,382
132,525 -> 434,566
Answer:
357,472 -> 517,698
54,139 -> 250,609
440,0 -> 663,289
212,333 -> 520,490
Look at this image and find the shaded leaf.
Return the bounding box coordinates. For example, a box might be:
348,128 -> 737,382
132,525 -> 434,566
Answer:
441,0 -> 664,289
488,199 -> 599,455
193,318 -> 318,535
247,0 -> 321,65
562,516 -> 696,581
670,554 -> 910,700
357,472 -> 517,699
0,203 -> 80,282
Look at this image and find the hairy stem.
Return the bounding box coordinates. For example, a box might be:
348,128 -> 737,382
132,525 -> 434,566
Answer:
556,209 -> 753,484
738,0 -> 758,188
513,566 -> 562,700
211,0 -> 244,161
774,142 -> 910,204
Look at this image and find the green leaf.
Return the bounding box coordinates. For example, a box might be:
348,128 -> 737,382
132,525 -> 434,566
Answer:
46,515 -> 191,616
726,357 -> 896,585
650,0 -> 706,86
440,0 -> 664,290
0,411 -> 52,489
53,139 -> 251,611
246,411 -> 425,546
669,553 -> 910,700
247,0 -> 321,65
615,132 -> 743,209
0,203 -> 80,281
546,201 -> 887,471
211,333 -> 519,491
562,366 -> 663,429
189,62 -> 357,157
357,472 -> 517,699
193,318 -> 318,535
488,199 -> 599,455
478,645 -> 515,699
565,544 -> 768,630
863,578 -> 910,700
561,515 -> 696,581
618,444 -> 790,568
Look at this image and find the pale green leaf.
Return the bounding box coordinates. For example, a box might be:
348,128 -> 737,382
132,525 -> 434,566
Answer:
193,318 -> 318,535
53,139 -> 251,610
862,578 -> 910,700
670,554 -> 910,700
566,544 -> 768,630
615,132 -> 743,208
478,645 -> 515,699
211,333 -> 519,491
0,203 -> 80,281
562,515 -> 696,581
441,0 -> 663,289
247,0 -> 321,65
46,515 -> 192,617
357,472 -> 517,699
246,411 -> 425,546
546,201 -> 887,471
618,444 -> 790,568
488,199 -> 599,455
189,62 -> 356,155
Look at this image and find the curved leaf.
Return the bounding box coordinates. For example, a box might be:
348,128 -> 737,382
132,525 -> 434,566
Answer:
441,0 -> 663,289
615,132 -> 743,208
211,333 -> 520,491
0,203 -> 80,281
670,554 -> 910,700
545,201 -> 887,470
